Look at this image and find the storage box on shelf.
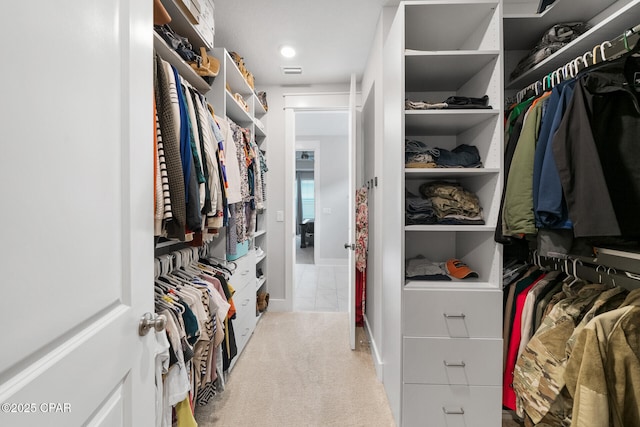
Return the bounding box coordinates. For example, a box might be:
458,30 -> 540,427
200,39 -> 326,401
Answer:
384,2 -> 503,425
160,0 -> 215,49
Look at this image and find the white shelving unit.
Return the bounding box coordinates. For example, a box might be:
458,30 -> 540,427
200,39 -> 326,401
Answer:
382,1 -> 504,425
209,48 -> 269,325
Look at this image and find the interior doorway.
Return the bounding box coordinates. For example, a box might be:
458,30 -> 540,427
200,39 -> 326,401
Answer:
291,111 -> 350,312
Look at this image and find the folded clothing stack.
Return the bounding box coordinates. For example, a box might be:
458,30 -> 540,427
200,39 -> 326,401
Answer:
406,255 -> 479,281
405,95 -> 491,110
405,139 -> 482,168
406,181 -> 484,225
510,22 -> 591,80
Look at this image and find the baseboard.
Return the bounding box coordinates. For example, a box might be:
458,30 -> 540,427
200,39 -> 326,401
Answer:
316,258 -> 348,266
363,314 -> 383,381
267,298 -> 291,312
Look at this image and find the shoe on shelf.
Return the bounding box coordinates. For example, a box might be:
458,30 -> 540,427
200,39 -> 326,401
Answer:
256,247 -> 265,257
257,291 -> 269,312
256,268 -> 264,279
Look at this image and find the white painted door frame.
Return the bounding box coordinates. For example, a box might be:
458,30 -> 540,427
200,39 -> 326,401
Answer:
283,90 -> 361,350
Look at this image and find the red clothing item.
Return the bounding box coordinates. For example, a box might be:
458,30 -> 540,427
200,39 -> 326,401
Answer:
502,273 -> 546,409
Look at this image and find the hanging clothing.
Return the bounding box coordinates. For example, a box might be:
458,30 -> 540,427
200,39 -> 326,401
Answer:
564,288 -> 640,427
503,92 -> 551,236
553,54 -> 640,237
355,187 -> 368,326
154,54 -> 186,239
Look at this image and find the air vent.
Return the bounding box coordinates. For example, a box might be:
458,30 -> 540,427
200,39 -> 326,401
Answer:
281,66 -> 303,75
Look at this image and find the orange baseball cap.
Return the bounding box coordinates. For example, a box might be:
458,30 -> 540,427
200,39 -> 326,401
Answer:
446,259 -> 478,279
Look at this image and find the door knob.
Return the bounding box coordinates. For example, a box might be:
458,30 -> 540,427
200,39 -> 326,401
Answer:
344,243 -> 355,250
138,312 -> 167,336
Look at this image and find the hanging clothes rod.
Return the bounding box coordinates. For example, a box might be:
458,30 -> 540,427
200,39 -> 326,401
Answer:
515,23 -> 640,103
530,248 -> 640,291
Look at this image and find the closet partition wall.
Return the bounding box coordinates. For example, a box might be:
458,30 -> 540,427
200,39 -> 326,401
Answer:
382,1 -> 504,425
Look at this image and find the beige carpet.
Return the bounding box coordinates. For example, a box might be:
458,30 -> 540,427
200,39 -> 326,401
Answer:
195,312 -> 396,426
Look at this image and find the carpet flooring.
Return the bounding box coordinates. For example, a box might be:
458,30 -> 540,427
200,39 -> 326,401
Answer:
195,312 -> 395,426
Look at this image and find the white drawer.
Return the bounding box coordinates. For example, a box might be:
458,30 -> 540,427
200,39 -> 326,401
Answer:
403,337 -> 502,385
402,384 -> 501,427
233,284 -> 256,328
403,288 -> 502,338
230,252 -> 256,292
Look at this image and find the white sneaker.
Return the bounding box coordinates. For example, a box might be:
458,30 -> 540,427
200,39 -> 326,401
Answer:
256,247 -> 265,257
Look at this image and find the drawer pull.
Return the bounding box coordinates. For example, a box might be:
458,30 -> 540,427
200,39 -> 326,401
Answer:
443,361 -> 466,368
442,407 -> 465,415
242,298 -> 250,306
443,313 -> 466,319
241,328 -> 250,337
241,270 -> 250,276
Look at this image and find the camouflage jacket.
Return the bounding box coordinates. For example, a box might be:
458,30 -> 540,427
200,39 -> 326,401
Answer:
564,288 -> 640,427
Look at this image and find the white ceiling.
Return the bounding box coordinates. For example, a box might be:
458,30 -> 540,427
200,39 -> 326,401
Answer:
213,0 -> 396,86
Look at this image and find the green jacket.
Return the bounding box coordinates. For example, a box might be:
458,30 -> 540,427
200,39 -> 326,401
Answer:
503,95 -> 549,235
564,288 -> 640,427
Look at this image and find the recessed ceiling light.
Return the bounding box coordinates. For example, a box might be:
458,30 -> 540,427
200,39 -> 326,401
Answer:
280,46 -> 296,58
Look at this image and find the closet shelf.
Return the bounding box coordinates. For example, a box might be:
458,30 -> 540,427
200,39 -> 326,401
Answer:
256,277 -> 266,290
404,280 -> 498,290
404,168 -> 500,178
221,50 -> 254,96
159,0 -> 213,50
256,253 -> 266,263
253,94 -> 267,116
154,32 -> 210,93
503,0 -> 620,50
254,123 -> 266,138
405,110 -> 499,136
253,229 -> 266,238
405,51 -> 500,91
405,225 -> 495,232
506,0 -> 640,89
225,91 -> 253,124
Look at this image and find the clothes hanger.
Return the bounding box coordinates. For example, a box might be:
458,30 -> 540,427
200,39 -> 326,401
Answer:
582,51 -> 593,68
568,257 -> 583,286
600,41 -> 612,62
607,267 -> 618,287
592,44 -> 601,64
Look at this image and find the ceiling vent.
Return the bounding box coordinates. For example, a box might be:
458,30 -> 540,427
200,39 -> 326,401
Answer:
281,66 -> 303,75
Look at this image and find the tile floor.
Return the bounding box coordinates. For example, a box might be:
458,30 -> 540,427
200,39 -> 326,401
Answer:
293,263 -> 349,312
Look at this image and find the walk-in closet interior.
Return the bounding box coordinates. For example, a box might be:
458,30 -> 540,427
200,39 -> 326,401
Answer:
3,0 -> 640,426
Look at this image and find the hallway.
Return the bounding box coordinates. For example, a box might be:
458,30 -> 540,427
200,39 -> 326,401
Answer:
294,264 -> 349,312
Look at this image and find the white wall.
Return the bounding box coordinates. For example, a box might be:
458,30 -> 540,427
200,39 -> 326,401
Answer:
360,8 -> 388,381
262,83 -> 350,311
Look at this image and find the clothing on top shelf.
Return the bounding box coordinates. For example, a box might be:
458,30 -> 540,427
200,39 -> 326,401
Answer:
405,139 -> 482,168
510,22 -> 591,81
405,94 -> 491,110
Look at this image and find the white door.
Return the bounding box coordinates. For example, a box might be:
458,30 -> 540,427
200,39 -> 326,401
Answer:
347,74 -> 357,350
0,1 -> 155,426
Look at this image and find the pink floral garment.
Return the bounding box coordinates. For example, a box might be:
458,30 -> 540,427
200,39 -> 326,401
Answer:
355,187 -> 368,272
